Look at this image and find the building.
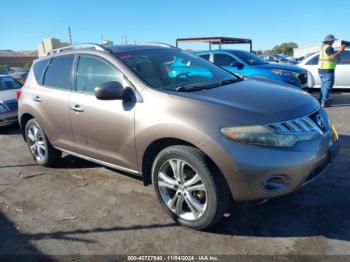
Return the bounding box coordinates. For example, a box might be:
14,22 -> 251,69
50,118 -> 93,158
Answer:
293,40 -> 342,58
37,38 -> 70,57
0,50 -> 37,68
293,44 -> 321,58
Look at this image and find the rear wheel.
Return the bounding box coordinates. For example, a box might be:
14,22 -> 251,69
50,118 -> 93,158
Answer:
151,145 -> 230,229
25,118 -> 61,167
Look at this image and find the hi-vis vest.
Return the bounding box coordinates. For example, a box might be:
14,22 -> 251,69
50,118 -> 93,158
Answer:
318,44 -> 336,70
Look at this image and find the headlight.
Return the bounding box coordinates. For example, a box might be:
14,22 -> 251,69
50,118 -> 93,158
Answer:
220,125 -> 318,148
0,104 -> 7,113
271,69 -> 294,77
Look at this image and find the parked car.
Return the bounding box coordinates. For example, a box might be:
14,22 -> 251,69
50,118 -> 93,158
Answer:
0,75 -> 21,127
11,70 -> 29,85
195,50 -> 308,89
0,68 -> 15,75
18,44 -> 339,229
263,54 -> 297,65
298,48 -> 350,88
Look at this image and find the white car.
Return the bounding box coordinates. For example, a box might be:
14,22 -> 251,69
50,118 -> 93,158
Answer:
298,48 -> 350,89
0,75 -> 21,127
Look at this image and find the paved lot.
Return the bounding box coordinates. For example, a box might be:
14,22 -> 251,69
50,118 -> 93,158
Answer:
0,92 -> 350,257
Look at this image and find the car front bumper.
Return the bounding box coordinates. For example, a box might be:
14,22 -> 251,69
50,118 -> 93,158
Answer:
0,111 -> 18,127
202,129 -> 339,201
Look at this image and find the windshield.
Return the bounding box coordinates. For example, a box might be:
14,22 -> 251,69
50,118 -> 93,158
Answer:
0,76 -> 22,91
275,54 -> 290,61
230,50 -> 268,66
116,49 -> 240,91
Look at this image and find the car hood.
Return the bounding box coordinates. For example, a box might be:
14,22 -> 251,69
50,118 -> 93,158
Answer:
171,79 -> 319,125
253,63 -> 306,73
0,89 -> 17,102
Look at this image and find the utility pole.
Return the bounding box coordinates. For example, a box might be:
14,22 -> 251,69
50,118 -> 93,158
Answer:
68,27 -> 72,45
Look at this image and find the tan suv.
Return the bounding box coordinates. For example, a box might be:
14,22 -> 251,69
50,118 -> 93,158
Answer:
18,44 -> 339,229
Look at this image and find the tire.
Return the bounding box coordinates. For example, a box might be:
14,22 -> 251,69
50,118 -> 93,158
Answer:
25,118 -> 61,167
151,145 -> 230,229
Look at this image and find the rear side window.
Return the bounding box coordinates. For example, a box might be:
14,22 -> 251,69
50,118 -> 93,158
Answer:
33,59 -> 50,85
75,55 -> 123,93
44,55 -> 74,90
214,54 -> 237,67
338,51 -> 350,65
306,55 -> 319,65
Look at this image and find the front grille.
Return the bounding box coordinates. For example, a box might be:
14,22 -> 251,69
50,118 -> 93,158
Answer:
4,99 -> 18,111
267,109 -> 330,135
297,73 -> 308,85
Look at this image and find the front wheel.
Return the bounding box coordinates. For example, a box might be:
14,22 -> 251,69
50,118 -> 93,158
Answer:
25,118 -> 61,167
151,145 -> 230,229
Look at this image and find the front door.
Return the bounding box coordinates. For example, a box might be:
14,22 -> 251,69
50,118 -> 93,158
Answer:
69,55 -> 137,171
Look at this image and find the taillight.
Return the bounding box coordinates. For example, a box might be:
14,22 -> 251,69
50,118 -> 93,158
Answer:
16,89 -> 22,101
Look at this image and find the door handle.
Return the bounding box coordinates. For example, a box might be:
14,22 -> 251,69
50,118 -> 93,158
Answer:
33,96 -> 42,102
71,105 -> 84,112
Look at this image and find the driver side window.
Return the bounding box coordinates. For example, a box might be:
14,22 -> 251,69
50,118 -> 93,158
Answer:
76,56 -> 123,93
214,54 -> 237,67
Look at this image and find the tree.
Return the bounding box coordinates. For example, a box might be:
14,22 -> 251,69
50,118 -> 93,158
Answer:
24,63 -> 32,69
272,42 -> 298,56
0,64 -> 10,70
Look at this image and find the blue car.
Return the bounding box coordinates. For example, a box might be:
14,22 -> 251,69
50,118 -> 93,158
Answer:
194,50 -> 308,89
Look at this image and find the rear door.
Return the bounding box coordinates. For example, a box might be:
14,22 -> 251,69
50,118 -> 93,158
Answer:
69,55 -> 137,171
28,55 -> 75,151
334,50 -> 350,88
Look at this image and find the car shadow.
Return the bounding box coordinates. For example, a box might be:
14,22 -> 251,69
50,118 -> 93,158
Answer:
0,123 -> 21,135
0,210 -> 177,255
54,156 -> 143,181
310,90 -> 350,107
53,154 -> 101,169
208,134 -> 350,241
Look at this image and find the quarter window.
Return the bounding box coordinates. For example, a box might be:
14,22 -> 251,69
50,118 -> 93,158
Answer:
213,54 -> 237,67
76,56 -> 123,93
33,59 -> 50,85
44,55 -> 74,90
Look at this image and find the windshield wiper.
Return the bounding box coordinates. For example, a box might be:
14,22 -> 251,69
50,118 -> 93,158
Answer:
175,78 -> 242,92
220,78 -> 242,85
175,85 -> 208,92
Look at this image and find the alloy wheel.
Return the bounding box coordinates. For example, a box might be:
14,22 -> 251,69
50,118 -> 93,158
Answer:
27,125 -> 47,162
157,158 -> 208,220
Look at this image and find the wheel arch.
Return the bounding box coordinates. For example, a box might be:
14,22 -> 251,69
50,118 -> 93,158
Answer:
20,113 -> 35,141
141,137 -> 229,193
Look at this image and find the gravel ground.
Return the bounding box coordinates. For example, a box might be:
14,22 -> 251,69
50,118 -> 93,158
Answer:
0,92 -> 349,259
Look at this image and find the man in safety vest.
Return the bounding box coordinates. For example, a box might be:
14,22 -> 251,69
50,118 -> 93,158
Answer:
318,34 -> 345,107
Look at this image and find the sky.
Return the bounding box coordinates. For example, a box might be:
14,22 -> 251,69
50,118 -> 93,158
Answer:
1,0 -> 350,51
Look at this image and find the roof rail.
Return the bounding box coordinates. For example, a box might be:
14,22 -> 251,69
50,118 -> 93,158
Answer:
139,42 -> 177,48
44,43 -> 110,56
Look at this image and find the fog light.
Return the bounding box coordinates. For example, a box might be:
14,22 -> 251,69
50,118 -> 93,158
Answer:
261,175 -> 290,192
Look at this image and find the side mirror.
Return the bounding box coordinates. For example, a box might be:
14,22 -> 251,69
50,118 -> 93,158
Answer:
95,81 -> 124,100
230,61 -> 244,70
